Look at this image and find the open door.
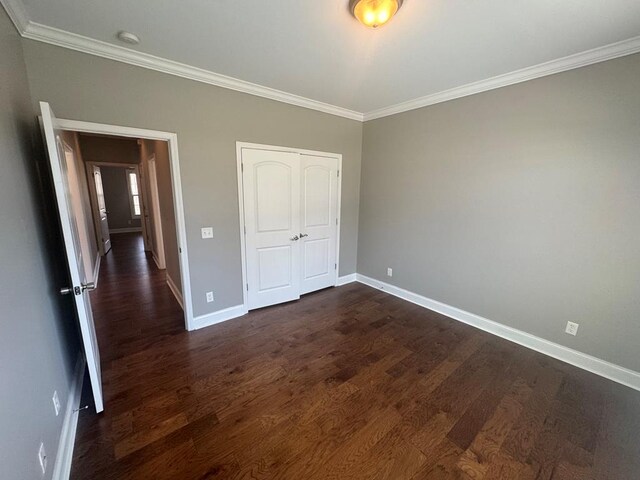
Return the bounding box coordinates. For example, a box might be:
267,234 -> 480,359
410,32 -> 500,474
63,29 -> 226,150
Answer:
89,165 -> 112,255
40,102 -> 104,412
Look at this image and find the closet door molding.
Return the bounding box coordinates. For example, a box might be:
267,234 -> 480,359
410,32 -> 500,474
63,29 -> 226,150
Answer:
236,142 -> 343,311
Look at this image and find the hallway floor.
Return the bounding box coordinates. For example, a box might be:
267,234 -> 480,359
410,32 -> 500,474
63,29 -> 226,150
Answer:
70,235 -> 640,479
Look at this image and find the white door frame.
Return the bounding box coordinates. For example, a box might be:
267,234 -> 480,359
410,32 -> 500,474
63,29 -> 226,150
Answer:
235,141 -> 343,311
58,117 -> 195,331
146,154 -> 167,269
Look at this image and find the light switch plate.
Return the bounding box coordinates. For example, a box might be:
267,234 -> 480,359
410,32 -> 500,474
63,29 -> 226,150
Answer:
201,227 -> 213,239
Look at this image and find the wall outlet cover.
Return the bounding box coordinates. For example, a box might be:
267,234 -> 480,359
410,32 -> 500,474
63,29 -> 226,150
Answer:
201,227 -> 214,239
52,391 -> 61,416
565,321 -> 579,336
387,268 -> 393,277
206,291 -> 214,303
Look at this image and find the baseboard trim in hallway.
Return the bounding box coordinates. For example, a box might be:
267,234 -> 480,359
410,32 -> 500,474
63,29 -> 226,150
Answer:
52,353 -> 85,480
356,273 -> 640,391
166,274 -> 184,310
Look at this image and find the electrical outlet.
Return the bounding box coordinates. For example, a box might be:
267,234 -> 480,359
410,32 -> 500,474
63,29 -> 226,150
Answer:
52,391 -> 61,416
38,442 -> 47,475
387,267 -> 393,277
201,227 -> 213,239
206,291 -> 214,303
565,321 -> 579,336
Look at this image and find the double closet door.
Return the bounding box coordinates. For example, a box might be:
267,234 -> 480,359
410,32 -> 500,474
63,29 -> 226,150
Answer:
241,146 -> 340,310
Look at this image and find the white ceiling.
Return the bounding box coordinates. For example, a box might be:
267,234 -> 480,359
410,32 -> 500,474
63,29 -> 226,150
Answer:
13,0 -> 640,116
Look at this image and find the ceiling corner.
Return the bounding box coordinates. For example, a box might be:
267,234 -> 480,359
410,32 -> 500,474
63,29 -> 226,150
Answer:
1,0 -> 29,33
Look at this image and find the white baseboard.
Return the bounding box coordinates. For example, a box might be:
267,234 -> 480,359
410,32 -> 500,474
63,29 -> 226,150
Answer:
152,252 -> 163,270
336,273 -> 357,286
52,353 -> 85,480
193,304 -> 247,331
166,275 -> 184,310
355,274 -> 640,392
91,253 -> 101,287
109,227 -> 142,234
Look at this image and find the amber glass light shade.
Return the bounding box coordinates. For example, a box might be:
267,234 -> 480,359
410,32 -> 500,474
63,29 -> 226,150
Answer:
351,0 -> 403,29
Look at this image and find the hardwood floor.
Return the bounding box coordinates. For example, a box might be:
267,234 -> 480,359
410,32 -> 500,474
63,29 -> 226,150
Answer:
71,234 -> 640,479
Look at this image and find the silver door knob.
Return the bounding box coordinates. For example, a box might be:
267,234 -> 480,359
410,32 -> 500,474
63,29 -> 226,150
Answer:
299,233 -> 309,238
81,282 -> 96,292
290,235 -> 299,241
60,287 -> 74,295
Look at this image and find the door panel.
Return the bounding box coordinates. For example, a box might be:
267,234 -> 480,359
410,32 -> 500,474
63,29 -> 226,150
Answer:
303,238 -> 330,279
242,148 -> 301,309
92,165 -> 111,255
40,101 -> 104,412
300,155 -> 339,294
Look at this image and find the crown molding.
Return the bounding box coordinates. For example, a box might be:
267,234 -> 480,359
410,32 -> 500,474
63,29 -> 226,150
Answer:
363,35 -> 640,121
19,21 -> 364,121
4,0 -> 640,123
1,0 -> 28,32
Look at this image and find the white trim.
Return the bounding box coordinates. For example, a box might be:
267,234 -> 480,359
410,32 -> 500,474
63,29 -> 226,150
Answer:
192,304 -> 248,331
109,227 -> 142,234
0,0 -> 28,32
152,252 -> 162,270
3,2 -> 638,123
166,274 -> 184,310
336,273 -> 357,286
17,21 -> 362,121
145,154 -> 166,269
364,36 -> 640,121
52,353 -> 85,480
57,117 -> 195,331
355,274 -> 640,391
236,142 -> 343,313
92,252 -> 101,287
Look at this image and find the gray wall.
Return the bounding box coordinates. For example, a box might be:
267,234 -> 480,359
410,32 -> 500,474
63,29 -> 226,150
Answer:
100,166 -> 142,230
141,139 -> 182,294
22,40 -> 363,318
359,54 -> 640,372
79,134 -> 140,165
0,8 -> 79,479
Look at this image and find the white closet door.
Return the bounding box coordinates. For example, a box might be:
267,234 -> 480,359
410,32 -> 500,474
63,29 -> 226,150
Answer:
242,148 -> 301,309
299,154 -> 339,294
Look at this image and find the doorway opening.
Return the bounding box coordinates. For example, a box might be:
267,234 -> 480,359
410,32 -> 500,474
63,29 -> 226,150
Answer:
41,102 -> 193,412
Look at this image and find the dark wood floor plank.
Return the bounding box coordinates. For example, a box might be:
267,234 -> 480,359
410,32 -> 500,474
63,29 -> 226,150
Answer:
70,233 -> 640,479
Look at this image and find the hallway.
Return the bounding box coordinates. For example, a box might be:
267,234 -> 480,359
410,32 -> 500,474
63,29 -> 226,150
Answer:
90,233 -> 184,364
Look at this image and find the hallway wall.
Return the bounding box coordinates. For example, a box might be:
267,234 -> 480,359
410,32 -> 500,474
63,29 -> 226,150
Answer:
140,139 -> 182,296
100,166 -> 142,231
0,7 -> 80,479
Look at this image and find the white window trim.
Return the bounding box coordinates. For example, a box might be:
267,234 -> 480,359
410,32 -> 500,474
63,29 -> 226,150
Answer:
126,169 -> 141,219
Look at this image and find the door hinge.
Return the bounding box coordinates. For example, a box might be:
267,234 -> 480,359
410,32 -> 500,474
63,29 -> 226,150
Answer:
246,283 -> 249,291
244,225 -> 246,234
334,263 -> 337,270
179,247 -> 182,253
336,218 -> 338,225
241,163 -> 244,172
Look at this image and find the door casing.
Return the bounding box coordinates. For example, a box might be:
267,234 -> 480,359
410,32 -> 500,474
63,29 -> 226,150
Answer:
236,142 -> 343,311
56,117 -> 195,331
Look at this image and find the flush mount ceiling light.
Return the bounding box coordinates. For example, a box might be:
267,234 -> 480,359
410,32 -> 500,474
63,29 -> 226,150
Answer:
350,0 -> 404,29
116,31 -> 140,45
